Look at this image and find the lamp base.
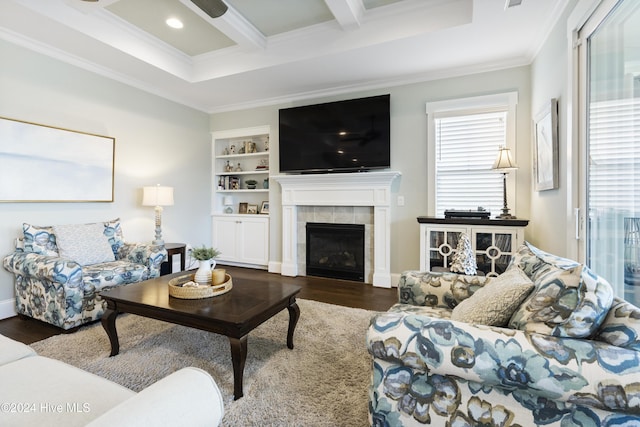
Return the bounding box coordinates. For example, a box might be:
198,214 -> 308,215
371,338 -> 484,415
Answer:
497,207 -> 516,220
497,172 -> 516,219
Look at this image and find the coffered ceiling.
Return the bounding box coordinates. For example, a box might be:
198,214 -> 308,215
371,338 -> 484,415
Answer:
0,0 -> 568,113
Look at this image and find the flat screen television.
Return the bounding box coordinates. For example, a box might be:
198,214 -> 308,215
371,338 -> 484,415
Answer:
279,94 -> 390,173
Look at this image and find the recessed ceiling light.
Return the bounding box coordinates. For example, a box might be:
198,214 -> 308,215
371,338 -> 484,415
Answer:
166,18 -> 184,29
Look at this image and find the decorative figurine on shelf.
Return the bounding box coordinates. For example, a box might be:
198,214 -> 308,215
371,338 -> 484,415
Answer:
229,145 -> 236,154
222,146 -> 229,156
234,162 -> 242,172
245,141 -> 257,153
225,161 -> 233,172
264,136 -> 269,152
256,158 -> 269,170
238,145 -> 245,154
450,233 -> 477,275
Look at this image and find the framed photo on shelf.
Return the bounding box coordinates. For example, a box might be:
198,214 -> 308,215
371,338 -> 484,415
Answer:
238,202 -> 248,214
533,98 -> 559,191
247,204 -> 258,214
260,201 -> 269,214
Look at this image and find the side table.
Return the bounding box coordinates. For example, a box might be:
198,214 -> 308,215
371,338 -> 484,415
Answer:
161,243 -> 187,276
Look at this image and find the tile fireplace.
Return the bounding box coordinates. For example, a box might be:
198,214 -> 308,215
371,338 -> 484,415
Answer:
273,170 -> 401,288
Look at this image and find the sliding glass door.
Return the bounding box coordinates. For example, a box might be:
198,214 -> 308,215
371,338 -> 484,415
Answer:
580,0 -> 640,304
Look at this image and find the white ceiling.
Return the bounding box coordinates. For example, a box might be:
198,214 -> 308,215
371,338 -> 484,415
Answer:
0,0 -> 569,113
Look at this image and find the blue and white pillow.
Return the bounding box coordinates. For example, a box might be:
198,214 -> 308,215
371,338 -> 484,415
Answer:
508,242 -> 614,338
22,223 -> 58,256
103,218 -> 125,256
595,297 -> 640,351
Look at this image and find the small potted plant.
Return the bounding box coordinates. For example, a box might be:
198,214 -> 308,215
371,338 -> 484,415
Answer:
190,246 -> 221,285
245,179 -> 257,190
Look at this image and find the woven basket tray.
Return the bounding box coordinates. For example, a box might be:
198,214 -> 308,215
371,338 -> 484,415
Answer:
168,273 -> 233,299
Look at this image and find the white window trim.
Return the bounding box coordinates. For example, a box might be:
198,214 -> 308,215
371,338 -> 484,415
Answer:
425,92 -> 519,216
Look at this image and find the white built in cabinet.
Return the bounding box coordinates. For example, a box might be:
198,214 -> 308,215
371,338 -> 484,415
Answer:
211,126 -> 270,268
418,217 -> 529,277
212,214 -> 269,267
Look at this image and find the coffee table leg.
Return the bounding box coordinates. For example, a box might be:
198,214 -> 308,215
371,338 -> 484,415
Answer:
101,300 -> 120,357
287,298 -> 300,349
229,335 -> 248,400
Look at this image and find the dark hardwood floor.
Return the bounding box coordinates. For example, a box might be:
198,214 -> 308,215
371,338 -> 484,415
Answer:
0,265 -> 398,345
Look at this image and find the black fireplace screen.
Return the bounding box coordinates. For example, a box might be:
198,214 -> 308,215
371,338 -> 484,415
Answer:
306,222 -> 365,282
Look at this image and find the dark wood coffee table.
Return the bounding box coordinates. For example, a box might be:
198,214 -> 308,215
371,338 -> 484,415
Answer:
99,272 -> 301,400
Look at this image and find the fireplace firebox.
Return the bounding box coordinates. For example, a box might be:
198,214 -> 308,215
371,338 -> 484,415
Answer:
306,222 -> 365,282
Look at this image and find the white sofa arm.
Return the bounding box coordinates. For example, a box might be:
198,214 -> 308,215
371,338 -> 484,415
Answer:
87,368 -> 224,427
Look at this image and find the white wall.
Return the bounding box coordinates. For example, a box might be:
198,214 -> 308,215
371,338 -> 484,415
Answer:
529,0 -> 579,257
211,66 -> 533,278
0,39 -> 212,318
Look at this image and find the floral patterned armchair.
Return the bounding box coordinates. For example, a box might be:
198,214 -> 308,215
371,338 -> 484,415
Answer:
367,242 -> 640,426
3,219 -> 167,330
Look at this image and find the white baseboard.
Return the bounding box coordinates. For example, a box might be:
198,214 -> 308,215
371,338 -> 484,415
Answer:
390,272 -> 401,288
268,261 -> 281,274
0,298 -> 17,320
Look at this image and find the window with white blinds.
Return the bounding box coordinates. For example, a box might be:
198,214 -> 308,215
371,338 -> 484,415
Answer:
434,111 -> 507,217
426,92 -> 517,218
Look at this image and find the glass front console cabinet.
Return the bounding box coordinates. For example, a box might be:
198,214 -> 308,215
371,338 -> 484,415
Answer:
418,217 -> 529,277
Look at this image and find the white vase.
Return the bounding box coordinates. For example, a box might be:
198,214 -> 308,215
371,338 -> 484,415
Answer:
194,259 -> 215,285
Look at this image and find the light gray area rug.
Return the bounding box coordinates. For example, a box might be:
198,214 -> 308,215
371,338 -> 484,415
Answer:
30,299 -> 377,426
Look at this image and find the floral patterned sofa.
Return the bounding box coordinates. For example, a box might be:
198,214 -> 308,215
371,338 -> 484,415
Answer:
367,242 -> 640,426
3,219 -> 167,330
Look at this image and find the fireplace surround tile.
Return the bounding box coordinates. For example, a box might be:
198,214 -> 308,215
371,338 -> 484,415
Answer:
294,206 -> 374,281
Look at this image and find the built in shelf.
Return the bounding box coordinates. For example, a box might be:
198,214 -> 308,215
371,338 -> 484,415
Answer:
217,189 -> 269,193
217,170 -> 269,176
216,152 -> 268,160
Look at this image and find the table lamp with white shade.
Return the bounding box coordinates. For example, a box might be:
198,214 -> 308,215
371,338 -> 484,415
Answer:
224,196 -> 234,214
142,185 -> 174,246
491,146 -> 518,219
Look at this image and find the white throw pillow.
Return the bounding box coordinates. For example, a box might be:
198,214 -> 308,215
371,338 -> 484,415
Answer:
53,222 -> 115,266
451,268 -> 534,326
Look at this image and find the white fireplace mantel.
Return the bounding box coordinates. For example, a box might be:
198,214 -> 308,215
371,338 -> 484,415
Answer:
273,170 -> 401,288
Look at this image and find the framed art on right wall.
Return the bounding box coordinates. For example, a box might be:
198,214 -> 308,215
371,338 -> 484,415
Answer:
533,98 -> 559,191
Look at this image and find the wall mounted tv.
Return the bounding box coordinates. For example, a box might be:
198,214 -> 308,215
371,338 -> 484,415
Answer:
279,94 -> 390,173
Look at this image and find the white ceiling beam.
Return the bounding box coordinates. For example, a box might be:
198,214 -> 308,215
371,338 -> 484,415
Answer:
192,0 -> 472,82
324,0 -> 364,31
178,0 -> 266,50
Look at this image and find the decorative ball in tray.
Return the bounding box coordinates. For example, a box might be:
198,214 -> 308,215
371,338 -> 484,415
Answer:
168,273 -> 232,299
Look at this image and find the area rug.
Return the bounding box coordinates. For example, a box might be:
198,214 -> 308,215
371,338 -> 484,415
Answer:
30,299 -> 378,426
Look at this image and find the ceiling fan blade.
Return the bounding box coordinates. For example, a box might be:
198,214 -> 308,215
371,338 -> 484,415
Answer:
191,0 -> 228,19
